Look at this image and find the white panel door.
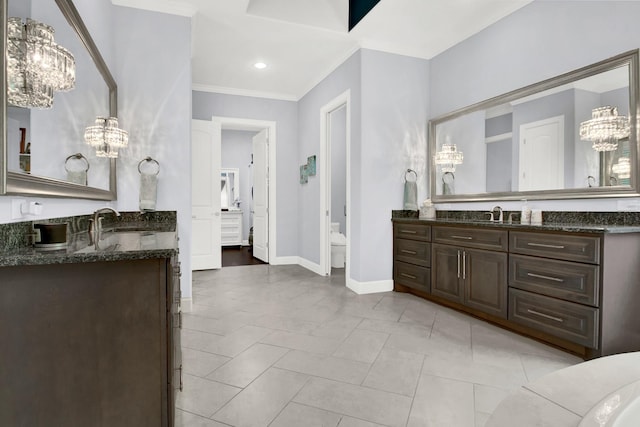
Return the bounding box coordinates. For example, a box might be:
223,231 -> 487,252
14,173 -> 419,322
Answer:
252,129 -> 269,263
519,116 -> 564,191
191,119 -> 221,270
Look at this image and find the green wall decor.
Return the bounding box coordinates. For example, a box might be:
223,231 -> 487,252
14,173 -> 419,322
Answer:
307,155 -> 316,176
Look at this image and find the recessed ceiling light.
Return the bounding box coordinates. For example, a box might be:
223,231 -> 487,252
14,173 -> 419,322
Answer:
254,62 -> 267,69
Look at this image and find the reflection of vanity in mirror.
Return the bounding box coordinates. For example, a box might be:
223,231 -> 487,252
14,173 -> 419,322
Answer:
429,50 -> 639,202
221,168 -> 242,246
2,0 -> 118,200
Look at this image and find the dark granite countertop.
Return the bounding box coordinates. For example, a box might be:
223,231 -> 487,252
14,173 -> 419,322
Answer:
391,210 -> 640,234
0,230 -> 178,267
391,217 -> 640,234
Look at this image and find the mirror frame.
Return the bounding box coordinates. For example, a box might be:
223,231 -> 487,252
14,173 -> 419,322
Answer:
429,49 -> 640,203
0,0 -> 117,200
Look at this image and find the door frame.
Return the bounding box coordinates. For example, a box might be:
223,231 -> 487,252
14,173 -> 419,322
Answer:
212,116 -> 277,264
320,90 -> 351,277
518,115 -> 564,191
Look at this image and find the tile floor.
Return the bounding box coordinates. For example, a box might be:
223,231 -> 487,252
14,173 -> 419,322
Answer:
175,265 -> 581,427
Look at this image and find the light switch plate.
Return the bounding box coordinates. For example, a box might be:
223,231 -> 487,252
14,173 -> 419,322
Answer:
11,198 -> 26,219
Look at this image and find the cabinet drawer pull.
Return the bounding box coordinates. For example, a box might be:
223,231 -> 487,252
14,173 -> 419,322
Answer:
400,273 -> 417,280
179,364 -> 183,391
526,309 -> 564,323
451,235 -> 473,240
400,230 -> 417,234
400,249 -> 418,255
457,250 -> 461,278
527,272 -> 564,282
527,242 -> 565,249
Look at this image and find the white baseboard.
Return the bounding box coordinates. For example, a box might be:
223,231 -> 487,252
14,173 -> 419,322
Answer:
346,278 -> 393,295
271,256 -> 299,265
297,257 -> 326,276
270,257 -> 391,294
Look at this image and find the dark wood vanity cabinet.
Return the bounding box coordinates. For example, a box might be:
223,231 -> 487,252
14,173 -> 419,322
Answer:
393,223 -> 431,293
0,256 -> 182,427
393,219 -> 640,358
431,227 -> 508,319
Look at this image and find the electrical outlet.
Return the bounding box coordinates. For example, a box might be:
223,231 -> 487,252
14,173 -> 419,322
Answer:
11,198 -> 26,219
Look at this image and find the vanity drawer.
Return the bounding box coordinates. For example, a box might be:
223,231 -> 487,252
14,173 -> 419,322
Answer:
394,261 -> 431,293
509,231 -> 600,264
509,288 -> 599,348
432,226 -> 508,251
394,223 -> 431,242
509,255 -> 599,306
394,239 -> 430,268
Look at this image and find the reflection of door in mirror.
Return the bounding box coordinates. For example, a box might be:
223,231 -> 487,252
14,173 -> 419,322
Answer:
519,116 -> 564,191
6,0 -> 111,188
220,168 -> 240,209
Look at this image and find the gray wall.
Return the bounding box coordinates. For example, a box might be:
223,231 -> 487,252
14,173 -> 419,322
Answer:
358,49 -> 429,282
221,130 -> 256,241
192,92 -> 299,257
297,51 -> 361,271
429,0 -> 640,212
297,49 -> 430,283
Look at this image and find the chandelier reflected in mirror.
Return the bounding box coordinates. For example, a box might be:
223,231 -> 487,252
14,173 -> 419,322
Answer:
579,106 -> 630,152
84,117 -> 129,158
435,137 -> 463,173
7,17 -> 76,109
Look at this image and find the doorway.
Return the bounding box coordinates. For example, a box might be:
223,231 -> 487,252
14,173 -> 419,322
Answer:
191,117 -> 277,270
320,90 -> 351,278
519,115 -> 565,191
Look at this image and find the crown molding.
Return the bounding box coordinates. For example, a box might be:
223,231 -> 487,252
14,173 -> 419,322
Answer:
191,84 -> 298,102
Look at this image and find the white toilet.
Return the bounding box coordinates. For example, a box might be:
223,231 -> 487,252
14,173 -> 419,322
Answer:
330,222 -> 346,268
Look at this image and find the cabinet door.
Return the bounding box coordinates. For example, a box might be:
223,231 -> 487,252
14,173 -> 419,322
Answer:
431,244 -> 464,303
464,248 -> 508,318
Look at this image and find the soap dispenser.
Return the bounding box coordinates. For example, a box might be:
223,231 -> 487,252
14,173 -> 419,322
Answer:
521,200 -> 531,224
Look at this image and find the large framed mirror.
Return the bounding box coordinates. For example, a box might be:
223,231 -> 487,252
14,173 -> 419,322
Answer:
1,0 -> 117,200
429,50 -> 639,202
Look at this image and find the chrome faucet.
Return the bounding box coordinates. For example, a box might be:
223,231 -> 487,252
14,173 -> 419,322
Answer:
490,206 -> 503,223
89,207 -> 120,248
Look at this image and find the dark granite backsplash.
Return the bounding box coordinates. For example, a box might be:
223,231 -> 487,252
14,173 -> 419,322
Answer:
0,211 -> 177,253
392,209 -> 640,226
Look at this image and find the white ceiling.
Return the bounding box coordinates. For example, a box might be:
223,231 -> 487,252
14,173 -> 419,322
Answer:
112,0 -> 533,100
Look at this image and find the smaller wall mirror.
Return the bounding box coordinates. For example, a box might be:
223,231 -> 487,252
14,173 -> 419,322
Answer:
429,50 -> 639,202
221,168 -> 240,210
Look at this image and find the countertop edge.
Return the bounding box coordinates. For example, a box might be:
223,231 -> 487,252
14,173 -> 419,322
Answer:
391,217 -> 640,234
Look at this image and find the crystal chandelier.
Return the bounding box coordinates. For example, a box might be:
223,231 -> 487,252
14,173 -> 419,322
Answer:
579,106 -> 630,152
84,117 -> 129,158
7,17 -> 75,109
612,157 -> 631,179
435,138 -> 463,173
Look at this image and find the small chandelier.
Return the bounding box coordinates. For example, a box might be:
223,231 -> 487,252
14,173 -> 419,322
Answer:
435,138 -> 463,173
579,106 -> 630,152
7,17 -> 75,109
84,117 -> 129,158
612,157 -> 631,179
